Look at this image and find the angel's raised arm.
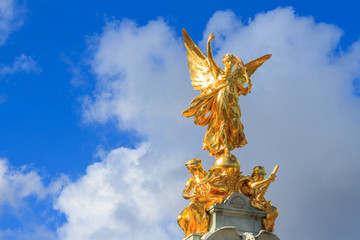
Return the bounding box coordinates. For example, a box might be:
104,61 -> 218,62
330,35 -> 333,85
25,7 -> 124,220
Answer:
207,32 -> 220,76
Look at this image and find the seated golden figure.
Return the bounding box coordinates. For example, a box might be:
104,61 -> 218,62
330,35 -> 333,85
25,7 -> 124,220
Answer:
241,166 -> 279,232
177,159 -> 227,236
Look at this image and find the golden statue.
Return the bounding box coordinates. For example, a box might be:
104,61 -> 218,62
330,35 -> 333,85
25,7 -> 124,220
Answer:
177,159 -> 227,236
182,29 -> 271,168
178,29 -> 278,237
178,159 -> 279,236
241,165 -> 279,232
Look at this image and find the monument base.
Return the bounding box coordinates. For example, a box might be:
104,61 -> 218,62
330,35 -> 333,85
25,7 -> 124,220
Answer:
182,193 -> 280,240
201,227 -> 279,240
184,233 -> 203,240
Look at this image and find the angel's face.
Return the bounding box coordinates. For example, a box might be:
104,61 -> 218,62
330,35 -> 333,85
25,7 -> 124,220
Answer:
224,60 -> 234,70
222,55 -> 235,71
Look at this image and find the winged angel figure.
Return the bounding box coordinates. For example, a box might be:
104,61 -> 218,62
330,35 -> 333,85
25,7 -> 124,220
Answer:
182,29 -> 271,158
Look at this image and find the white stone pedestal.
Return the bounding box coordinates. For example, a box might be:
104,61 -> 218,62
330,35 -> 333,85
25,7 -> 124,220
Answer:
183,193 -> 280,240
208,193 -> 267,235
184,233 -> 203,240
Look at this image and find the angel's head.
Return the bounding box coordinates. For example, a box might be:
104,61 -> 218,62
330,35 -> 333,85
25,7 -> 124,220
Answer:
222,53 -> 237,71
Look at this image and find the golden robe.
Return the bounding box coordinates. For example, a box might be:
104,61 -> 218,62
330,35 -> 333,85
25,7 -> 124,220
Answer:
183,73 -> 248,156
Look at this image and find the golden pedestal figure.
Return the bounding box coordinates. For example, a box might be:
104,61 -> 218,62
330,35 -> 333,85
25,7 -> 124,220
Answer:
178,29 -> 279,237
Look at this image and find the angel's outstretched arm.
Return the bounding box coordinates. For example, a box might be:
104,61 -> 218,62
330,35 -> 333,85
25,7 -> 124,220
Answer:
234,56 -> 252,95
207,32 -> 220,76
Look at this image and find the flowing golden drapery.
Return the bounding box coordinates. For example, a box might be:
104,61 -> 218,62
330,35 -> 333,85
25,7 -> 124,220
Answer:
181,29 -> 271,158
183,74 -> 248,156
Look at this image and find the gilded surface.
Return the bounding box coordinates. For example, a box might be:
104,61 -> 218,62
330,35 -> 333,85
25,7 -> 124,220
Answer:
177,159 -> 227,236
245,166 -> 279,232
178,29 -> 278,237
182,29 -> 271,164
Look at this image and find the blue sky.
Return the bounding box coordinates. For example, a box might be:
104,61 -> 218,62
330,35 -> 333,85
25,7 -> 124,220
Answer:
1,0 -> 360,239
2,0 -> 360,178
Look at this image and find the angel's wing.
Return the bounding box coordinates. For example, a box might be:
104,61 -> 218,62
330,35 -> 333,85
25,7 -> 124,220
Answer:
245,54 -> 271,77
233,54 -> 271,86
182,29 -> 217,92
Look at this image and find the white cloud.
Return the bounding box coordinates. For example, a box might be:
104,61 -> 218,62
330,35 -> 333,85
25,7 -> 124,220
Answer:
56,144 -> 181,240
0,159 -> 46,205
0,0 -> 24,45
0,2 -> 38,81
57,19 -> 193,240
0,157 -> 68,207
58,7 -> 360,240
0,226 -> 57,240
0,54 -> 41,77
0,2 -> 38,83
0,158 -> 68,240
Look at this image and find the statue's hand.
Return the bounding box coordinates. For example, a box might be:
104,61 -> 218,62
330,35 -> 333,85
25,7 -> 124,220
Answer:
268,174 -> 276,182
243,80 -> 252,96
208,32 -> 215,42
247,80 -> 252,93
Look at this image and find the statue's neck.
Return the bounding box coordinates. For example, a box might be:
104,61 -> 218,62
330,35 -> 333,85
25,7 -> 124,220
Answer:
225,68 -> 232,74
194,170 -> 205,179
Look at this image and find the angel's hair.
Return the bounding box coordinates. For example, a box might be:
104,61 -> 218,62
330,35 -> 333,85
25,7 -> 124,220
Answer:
222,53 -> 237,65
